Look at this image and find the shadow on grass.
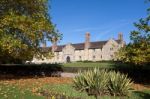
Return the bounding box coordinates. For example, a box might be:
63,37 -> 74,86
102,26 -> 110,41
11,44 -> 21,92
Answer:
110,62 -> 150,84
133,91 -> 150,99
61,61 -> 150,84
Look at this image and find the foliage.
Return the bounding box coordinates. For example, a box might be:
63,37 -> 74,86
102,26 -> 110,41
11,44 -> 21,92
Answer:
116,2 -> 150,65
0,77 -> 149,99
39,84 -> 94,99
0,0 -> 61,63
73,69 -> 109,98
108,71 -> 133,96
73,68 -> 133,98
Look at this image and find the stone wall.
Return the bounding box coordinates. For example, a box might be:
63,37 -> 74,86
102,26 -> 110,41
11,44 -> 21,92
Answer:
32,39 -> 123,64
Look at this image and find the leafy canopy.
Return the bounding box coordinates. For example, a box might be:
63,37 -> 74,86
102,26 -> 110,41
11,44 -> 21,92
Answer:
116,2 -> 150,65
0,0 -> 60,63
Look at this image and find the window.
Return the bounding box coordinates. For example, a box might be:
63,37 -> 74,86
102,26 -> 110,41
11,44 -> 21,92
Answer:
110,55 -> 113,58
110,48 -> 113,51
93,56 -> 96,59
93,49 -> 95,52
101,55 -> 102,59
79,56 -> 82,60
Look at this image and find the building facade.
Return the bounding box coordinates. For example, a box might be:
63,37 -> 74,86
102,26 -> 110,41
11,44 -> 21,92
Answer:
32,32 -> 125,64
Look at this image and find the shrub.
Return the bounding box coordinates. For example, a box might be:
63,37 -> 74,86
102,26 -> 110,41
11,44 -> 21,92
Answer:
108,71 -> 133,96
73,68 -> 109,98
73,68 -> 133,98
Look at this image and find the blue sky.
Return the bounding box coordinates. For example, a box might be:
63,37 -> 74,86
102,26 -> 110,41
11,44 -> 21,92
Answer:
48,0 -> 148,46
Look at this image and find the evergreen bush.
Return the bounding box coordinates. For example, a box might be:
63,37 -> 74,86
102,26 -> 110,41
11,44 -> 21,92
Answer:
73,68 -> 133,98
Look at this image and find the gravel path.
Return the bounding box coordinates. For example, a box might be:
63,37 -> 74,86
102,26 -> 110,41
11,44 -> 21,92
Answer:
61,72 -> 78,78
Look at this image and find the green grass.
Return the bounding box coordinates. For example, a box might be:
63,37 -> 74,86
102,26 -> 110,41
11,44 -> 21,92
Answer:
0,83 -> 149,99
61,61 -> 150,70
61,61 -> 129,68
40,84 -> 95,99
62,62 -> 114,67
0,83 -> 45,99
40,84 -> 150,99
131,90 -> 150,99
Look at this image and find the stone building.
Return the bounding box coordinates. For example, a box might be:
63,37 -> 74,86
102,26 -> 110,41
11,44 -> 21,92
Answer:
32,32 -> 125,64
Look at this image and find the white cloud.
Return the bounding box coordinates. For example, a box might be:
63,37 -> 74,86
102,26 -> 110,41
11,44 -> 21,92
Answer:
93,20 -> 130,40
74,27 -> 100,32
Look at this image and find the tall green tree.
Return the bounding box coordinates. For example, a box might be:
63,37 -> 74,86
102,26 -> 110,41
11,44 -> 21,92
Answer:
116,2 -> 150,65
0,0 -> 60,63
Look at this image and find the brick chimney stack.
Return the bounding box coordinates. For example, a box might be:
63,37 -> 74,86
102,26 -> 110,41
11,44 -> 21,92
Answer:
118,32 -> 123,41
52,37 -> 57,52
85,32 -> 90,49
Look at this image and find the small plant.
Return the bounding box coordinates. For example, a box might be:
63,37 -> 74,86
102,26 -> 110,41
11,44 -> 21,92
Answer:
108,71 -> 133,96
73,68 -> 133,98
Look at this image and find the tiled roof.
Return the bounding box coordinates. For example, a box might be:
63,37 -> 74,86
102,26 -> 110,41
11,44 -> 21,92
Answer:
42,40 -> 121,52
89,41 -> 107,49
72,43 -> 85,50
54,40 -> 109,52
55,45 -> 65,52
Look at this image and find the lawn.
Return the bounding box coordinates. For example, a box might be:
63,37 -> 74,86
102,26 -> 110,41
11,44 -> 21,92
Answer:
0,62 -> 149,98
61,61 -> 130,68
0,77 -> 149,99
62,61 -> 114,67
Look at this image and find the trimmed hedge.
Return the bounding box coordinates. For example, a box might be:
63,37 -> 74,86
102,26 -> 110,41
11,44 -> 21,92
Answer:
0,64 -> 149,84
0,64 -> 63,78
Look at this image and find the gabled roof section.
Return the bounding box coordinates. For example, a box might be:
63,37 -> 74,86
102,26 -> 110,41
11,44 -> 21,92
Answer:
89,41 -> 107,49
41,39 -> 122,52
55,45 -> 65,52
54,40 -> 108,52
72,43 -> 84,50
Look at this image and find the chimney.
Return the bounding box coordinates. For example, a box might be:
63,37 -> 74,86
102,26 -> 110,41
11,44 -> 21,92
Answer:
118,32 -> 123,41
52,37 -> 57,52
42,40 -> 46,48
85,32 -> 90,49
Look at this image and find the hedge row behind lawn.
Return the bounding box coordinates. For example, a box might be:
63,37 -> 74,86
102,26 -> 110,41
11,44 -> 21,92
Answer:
0,63 -> 149,84
0,64 -> 63,78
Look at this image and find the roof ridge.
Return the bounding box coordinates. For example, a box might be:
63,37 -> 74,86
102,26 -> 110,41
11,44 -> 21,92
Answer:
42,39 -> 122,52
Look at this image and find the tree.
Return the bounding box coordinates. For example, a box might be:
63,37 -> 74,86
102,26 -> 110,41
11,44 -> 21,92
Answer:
0,0 -> 61,63
116,2 -> 150,65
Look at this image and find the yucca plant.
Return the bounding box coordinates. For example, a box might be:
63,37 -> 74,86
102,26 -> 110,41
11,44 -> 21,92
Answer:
73,68 -> 109,99
107,71 -> 133,96
73,68 -> 133,98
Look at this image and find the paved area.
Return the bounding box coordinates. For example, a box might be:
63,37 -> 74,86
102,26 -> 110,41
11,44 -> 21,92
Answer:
61,72 -> 78,78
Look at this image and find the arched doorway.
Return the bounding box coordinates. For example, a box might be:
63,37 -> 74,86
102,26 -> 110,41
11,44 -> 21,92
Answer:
66,56 -> 71,63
